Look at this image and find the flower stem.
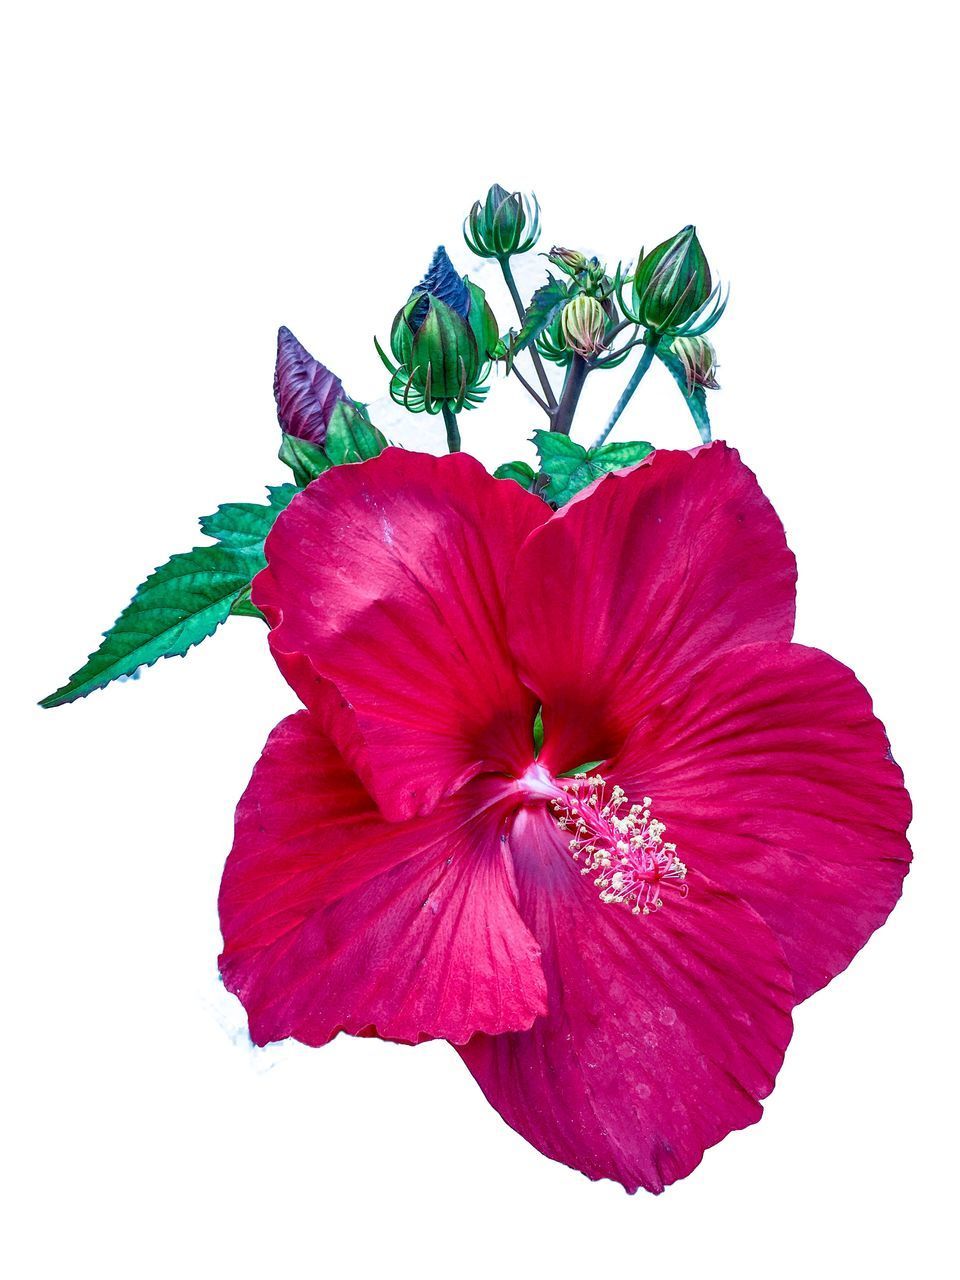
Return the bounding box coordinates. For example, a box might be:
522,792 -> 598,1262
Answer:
592,335 -> 661,449
552,355 -> 589,436
499,257 -> 557,412
441,403 -> 461,453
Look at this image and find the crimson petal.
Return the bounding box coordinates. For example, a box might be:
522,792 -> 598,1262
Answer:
254,450 -> 549,821
219,713 -> 547,1047
507,444 -> 797,771
609,641 -> 913,1000
459,806 -> 794,1193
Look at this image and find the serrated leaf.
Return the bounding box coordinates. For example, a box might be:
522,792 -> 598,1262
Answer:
493,460 -> 537,490
278,432 -> 331,486
199,484 -> 298,547
324,401 -> 388,465
534,430 -> 653,505
511,275 -> 569,356
655,346 -> 712,442
40,544 -> 265,708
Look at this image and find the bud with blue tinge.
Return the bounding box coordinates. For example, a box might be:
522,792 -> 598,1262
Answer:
377,246 -> 497,413
621,225 -> 726,338
464,184 -> 541,259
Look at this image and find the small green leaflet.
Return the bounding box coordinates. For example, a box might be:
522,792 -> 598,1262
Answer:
509,275 -> 568,361
493,460 -> 537,490
655,346 -> 712,443
533,430 -> 653,505
39,486 -> 298,708
278,434 -> 330,486
324,402 -> 388,465
279,403 -> 388,486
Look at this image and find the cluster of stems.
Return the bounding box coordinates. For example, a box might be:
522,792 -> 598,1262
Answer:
444,256 -> 661,455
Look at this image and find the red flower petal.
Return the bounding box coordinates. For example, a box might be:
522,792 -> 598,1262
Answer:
508,444 -> 797,771
253,449 -> 549,820
609,642 -> 913,1000
459,806 -> 794,1193
219,712 -> 547,1047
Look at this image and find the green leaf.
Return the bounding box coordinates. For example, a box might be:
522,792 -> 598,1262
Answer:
229,583 -> 264,620
278,433 -> 331,486
199,484 -> 297,548
510,274 -> 569,357
655,347 -> 712,443
533,430 -> 653,505
324,401 -> 388,465
493,460 -> 537,490
533,707 -> 544,756
40,543 -> 265,708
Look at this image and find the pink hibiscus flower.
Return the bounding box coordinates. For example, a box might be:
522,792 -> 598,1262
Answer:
218,444 -> 912,1193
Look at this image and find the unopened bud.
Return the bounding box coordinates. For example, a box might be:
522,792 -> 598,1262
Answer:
672,335 -> 719,393
560,295 -> 606,359
464,183 -> 541,259
547,246 -> 587,276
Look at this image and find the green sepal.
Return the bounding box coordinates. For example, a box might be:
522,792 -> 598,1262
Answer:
534,430 -> 653,505
465,278 -> 499,360
654,347 -> 712,442
411,297 -> 479,398
493,460 -> 537,490
324,401 -> 388,465
229,584 -> 264,620
278,433 -> 331,486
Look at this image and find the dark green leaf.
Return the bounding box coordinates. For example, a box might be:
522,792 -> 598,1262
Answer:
278,433 -> 331,486
324,401 -> 389,465
534,430 -> 653,505
493,460 -> 537,489
510,274 -> 569,357
533,707 -> 544,756
40,543 -> 265,708
655,347 -> 712,442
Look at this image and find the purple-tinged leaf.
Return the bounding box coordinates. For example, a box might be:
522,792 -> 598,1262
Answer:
274,326 -> 350,445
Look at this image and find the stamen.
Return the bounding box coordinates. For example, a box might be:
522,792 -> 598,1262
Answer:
550,774 -> 689,916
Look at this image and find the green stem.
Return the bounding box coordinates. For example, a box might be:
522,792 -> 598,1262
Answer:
552,355 -> 589,436
592,336 -> 661,449
500,257 -> 558,411
441,403 -> 461,453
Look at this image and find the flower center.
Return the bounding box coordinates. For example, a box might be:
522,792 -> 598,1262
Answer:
519,765 -> 689,916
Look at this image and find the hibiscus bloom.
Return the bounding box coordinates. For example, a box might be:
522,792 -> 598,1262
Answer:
218,444 -> 912,1193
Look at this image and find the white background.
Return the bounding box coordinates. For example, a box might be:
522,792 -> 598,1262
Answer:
4,3 -> 958,1277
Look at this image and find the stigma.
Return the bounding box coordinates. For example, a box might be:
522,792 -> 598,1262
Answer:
550,773 -> 688,916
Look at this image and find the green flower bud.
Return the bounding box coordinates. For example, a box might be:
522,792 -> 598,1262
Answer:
560,295 -> 606,359
410,297 -> 481,406
672,335 -> 720,393
547,246 -> 587,276
630,225 -> 717,335
464,183 -> 541,259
